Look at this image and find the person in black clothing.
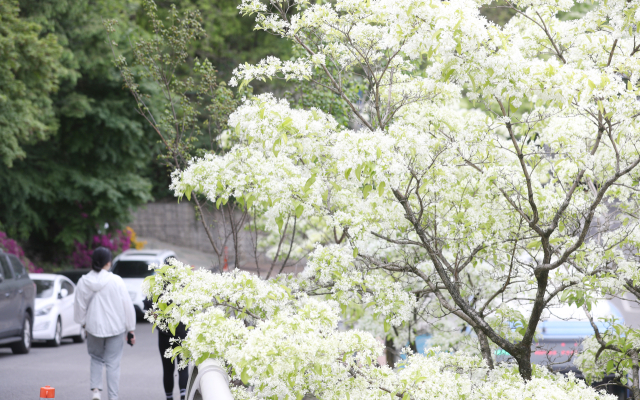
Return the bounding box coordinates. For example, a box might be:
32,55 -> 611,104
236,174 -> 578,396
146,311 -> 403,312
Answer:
144,297 -> 188,400
158,323 -> 188,400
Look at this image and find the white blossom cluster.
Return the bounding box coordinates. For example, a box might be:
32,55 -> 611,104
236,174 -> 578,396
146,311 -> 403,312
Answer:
165,0 -> 640,396
144,260 -> 614,400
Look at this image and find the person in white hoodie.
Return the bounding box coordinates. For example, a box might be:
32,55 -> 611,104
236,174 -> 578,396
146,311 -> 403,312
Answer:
74,247 -> 136,400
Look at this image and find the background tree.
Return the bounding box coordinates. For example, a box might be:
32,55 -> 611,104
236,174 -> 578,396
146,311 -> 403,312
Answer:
106,1 -> 246,270
0,0 -> 157,260
0,0 -> 292,263
0,0 -> 65,167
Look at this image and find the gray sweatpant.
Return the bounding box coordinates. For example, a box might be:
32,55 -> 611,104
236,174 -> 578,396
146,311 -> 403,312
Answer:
87,332 -> 125,400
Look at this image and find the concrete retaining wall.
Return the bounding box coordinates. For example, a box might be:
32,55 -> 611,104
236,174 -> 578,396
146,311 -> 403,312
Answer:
129,201 -> 292,275
129,201 -> 216,254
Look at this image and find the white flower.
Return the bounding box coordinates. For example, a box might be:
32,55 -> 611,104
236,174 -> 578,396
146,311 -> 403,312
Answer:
311,53 -> 326,66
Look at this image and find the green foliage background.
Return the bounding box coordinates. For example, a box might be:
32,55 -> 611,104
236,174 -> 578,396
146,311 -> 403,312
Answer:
0,0 -> 289,262
0,0 -> 64,168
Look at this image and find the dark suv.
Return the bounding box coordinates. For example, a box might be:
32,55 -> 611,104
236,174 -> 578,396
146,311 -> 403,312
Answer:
0,250 -> 35,354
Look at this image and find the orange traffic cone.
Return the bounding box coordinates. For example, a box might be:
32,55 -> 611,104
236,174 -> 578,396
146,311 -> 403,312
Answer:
40,386 -> 55,399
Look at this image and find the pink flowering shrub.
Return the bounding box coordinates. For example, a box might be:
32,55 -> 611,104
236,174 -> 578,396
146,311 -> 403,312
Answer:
70,229 -> 134,269
0,231 -> 43,273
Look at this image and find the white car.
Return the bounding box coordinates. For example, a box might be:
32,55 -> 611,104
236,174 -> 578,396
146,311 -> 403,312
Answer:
30,274 -> 85,346
110,249 -> 177,319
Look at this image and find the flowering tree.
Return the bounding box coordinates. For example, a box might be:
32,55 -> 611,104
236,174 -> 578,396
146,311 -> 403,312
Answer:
576,250 -> 640,397
138,0 -> 640,397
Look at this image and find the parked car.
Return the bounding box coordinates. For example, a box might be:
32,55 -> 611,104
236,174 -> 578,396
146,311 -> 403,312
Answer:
30,273 -> 85,346
0,250 -> 36,354
110,249 -> 177,319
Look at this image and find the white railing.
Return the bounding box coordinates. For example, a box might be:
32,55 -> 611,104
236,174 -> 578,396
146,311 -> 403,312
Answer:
186,359 -> 233,400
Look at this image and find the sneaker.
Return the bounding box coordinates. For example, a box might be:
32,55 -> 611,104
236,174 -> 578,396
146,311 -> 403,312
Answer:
91,388 -> 101,400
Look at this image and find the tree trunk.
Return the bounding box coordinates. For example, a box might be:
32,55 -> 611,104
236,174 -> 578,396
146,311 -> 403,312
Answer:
631,350 -> 640,400
385,337 -> 396,368
476,329 -> 495,369
515,351 -> 532,381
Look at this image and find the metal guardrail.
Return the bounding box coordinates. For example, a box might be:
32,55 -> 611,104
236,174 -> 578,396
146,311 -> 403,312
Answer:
186,359 -> 233,400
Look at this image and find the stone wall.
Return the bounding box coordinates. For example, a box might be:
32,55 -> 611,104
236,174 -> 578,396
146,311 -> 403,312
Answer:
129,201 -> 215,254
129,201 -> 295,275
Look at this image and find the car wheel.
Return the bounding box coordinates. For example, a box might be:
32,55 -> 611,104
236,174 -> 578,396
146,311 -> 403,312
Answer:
11,313 -> 32,354
72,326 -> 86,343
47,318 -> 62,347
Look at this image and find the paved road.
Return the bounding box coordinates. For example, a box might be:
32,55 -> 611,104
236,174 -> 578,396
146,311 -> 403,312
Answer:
0,321 -> 180,400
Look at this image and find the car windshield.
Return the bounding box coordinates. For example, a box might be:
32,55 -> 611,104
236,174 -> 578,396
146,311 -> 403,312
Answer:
33,279 -> 55,298
112,261 -> 153,278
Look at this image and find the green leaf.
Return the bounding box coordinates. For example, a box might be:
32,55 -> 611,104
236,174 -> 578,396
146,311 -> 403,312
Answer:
276,216 -> 284,233
241,367 -> 250,385
344,168 -> 352,179
606,359 -> 614,372
353,248 -> 358,258
362,184 -> 372,199
280,117 -> 293,129
295,204 -> 304,218
526,240 -> 541,249
509,100 -> 517,114
378,181 -> 386,197
304,174 -> 316,192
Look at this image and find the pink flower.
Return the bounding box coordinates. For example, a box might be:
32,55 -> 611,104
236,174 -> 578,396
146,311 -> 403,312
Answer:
0,231 -> 40,273
70,228 -> 132,269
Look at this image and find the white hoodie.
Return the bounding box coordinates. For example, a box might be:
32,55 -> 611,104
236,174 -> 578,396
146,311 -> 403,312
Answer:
74,269 -> 136,337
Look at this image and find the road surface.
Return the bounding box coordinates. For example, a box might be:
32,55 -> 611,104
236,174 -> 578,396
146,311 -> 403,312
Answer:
0,321 -> 180,400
